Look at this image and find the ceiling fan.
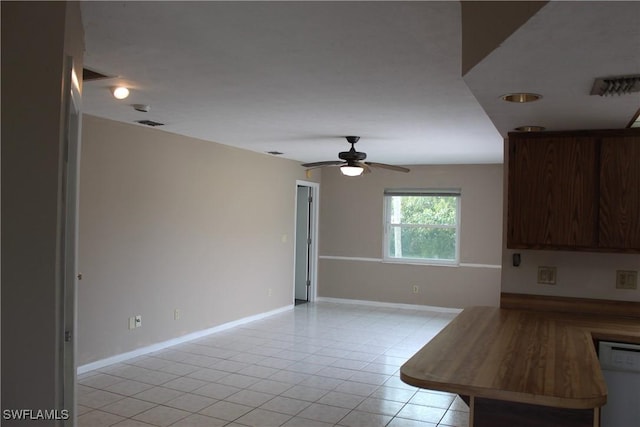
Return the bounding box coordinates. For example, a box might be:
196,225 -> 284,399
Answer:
301,136 -> 410,176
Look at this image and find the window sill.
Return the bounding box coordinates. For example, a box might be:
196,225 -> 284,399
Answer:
382,258 -> 459,267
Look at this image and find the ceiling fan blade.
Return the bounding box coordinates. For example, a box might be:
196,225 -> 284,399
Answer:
365,162 -> 410,173
301,160 -> 344,169
360,162 -> 372,174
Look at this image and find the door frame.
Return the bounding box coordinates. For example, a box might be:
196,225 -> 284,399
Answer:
293,180 -> 319,303
60,56 -> 82,426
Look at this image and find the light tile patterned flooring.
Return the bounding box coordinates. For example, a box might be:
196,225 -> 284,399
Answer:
78,302 -> 468,427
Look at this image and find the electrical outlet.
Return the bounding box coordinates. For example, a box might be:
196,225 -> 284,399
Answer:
616,270 -> 638,290
537,266 -> 557,285
268,288 -> 273,297
412,285 -> 420,293
128,316 -> 136,330
174,309 -> 181,320
135,315 -> 142,328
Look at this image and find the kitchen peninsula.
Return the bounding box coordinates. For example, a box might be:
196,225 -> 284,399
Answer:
400,304 -> 640,427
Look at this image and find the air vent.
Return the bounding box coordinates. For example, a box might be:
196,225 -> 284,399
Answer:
591,75 -> 640,96
267,151 -> 284,155
136,120 -> 164,127
82,68 -> 111,81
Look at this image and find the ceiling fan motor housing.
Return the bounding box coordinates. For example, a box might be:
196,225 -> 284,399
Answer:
339,149 -> 366,161
339,135 -> 366,162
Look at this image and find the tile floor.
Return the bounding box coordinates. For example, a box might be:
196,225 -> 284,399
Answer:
78,302 -> 468,427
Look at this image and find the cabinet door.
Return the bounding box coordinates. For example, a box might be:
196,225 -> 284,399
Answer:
508,135 -> 598,249
599,136 -> 640,250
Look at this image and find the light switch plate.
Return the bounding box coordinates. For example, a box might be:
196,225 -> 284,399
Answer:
616,270 -> 638,290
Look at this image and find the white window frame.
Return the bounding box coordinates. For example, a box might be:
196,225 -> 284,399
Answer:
383,189 -> 461,266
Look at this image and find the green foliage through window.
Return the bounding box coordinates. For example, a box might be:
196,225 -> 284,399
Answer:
385,192 -> 459,263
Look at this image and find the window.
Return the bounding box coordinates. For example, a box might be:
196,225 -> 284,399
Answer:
384,189 -> 460,264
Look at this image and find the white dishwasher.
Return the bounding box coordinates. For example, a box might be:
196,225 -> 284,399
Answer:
598,341 -> 640,427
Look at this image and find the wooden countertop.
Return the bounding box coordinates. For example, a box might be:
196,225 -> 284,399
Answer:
400,306 -> 640,410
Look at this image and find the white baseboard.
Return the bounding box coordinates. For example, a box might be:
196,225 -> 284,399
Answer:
316,297 -> 463,314
78,304 -> 294,374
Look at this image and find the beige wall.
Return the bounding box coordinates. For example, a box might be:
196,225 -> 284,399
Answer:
78,115 -> 314,365
318,164 -> 503,309
500,139 -> 640,302
1,1 -> 84,421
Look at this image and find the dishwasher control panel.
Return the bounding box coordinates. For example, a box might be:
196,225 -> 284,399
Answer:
599,341 -> 640,372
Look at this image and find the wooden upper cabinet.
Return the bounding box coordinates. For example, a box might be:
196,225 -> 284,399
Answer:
507,129 -> 640,252
508,134 -> 598,249
599,136 -> 640,249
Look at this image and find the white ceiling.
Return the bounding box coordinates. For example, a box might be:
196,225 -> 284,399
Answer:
80,1 -> 640,166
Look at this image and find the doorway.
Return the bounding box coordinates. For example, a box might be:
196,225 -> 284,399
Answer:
294,181 -> 318,305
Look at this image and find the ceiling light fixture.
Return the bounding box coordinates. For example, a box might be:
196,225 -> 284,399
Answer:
501,93 -> 542,103
133,104 -> 150,112
514,126 -> 546,132
340,164 -> 364,177
112,86 -> 130,99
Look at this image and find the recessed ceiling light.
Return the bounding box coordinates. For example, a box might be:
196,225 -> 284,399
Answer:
514,126 -> 546,132
112,86 -> 130,100
501,93 -> 542,103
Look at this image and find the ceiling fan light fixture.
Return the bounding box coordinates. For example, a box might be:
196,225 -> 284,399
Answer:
340,165 -> 364,177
